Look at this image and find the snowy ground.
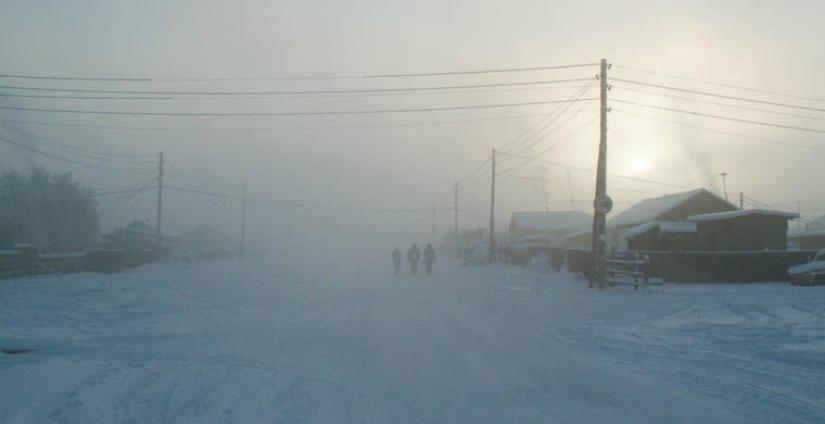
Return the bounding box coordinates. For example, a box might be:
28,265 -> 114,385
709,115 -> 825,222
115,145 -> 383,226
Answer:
1,254 -> 824,423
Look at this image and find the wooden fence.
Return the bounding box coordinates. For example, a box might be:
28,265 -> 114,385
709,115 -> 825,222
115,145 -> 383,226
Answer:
566,248 -> 814,283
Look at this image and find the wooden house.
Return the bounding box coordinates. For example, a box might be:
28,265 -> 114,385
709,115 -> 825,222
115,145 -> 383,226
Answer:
688,209 -> 799,251
110,219 -> 156,250
608,189 -> 737,250
624,221 -> 698,251
508,211 -> 591,263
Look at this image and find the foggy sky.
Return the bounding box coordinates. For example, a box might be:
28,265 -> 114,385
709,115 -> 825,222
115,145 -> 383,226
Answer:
1,0 -> 823,256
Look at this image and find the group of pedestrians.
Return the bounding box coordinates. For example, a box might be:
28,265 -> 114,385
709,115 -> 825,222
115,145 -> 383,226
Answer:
392,243 -> 436,276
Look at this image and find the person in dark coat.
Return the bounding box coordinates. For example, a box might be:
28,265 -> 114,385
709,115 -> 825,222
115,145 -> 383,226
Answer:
423,243 -> 436,275
407,243 -> 421,275
391,247 -> 402,275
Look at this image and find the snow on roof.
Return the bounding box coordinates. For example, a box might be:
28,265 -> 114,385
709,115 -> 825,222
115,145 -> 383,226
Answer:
509,211 -> 591,233
623,221 -> 698,239
688,209 -> 799,222
787,228 -> 825,238
608,188 -> 732,228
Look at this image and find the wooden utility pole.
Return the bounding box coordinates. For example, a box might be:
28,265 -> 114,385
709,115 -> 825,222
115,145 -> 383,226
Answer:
591,59 -> 612,289
240,183 -> 247,259
489,149 -> 496,263
155,152 -> 164,249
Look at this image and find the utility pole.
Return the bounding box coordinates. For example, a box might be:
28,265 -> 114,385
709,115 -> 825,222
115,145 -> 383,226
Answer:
489,149 -> 497,263
591,58 -> 612,290
240,183 -> 247,259
156,152 -> 164,250
454,181 -> 459,238
739,191 -> 744,209
721,172 -> 729,201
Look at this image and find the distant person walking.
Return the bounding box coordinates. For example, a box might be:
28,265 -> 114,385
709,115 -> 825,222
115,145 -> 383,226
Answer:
424,243 -> 436,275
391,247 -> 402,275
407,243 -> 421,275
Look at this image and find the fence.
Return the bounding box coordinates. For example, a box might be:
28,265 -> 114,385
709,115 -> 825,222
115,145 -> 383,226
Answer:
565,248 -> 814,283
0,249 -> 156,280
606,254 -> 650,290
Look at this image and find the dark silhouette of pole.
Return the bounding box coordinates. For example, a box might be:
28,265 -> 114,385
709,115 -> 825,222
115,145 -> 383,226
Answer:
591,59 -> 610,289
489,149 -> 496,263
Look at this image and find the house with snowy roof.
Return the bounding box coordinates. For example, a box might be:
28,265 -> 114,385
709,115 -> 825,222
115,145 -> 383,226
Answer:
507,211 -> 591,263
509,211 -> 592,245
688,209 -> 799,251
109,219 -> 157,250
608,189 -> 737,250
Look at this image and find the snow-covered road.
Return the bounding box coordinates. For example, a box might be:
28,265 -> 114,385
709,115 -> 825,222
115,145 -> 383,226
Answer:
2,256 -> 823,423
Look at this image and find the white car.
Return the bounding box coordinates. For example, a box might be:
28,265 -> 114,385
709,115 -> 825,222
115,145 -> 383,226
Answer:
788,249 -> 825,286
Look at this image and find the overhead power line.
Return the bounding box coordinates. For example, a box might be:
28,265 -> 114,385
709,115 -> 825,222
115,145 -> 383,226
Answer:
0,73 -> 150,82
97,175 -> 157,216
95,185 -> 157,197
0,78 -> 593,97
0,73 -> 363,82
611,99 -> 825,134
612,64 -> 825,103
0,111 -> 586,132
507,85 -> 598,157
496,150 -> 693,190
612,85 -> 825,122
165,185 -> 430,215
611,78 -> 825,113
458,158 -> 491,184
364,63 -> 600,78
612,109 -> 825,154
496,115 -> 599,175
0,62 -> 597,82
0,98 -> 598,117
0,135 -> 153,174
1,122 -> 156,162
0,93 -> 172,100
500,80 -> 597,155
496,173 -> 549,183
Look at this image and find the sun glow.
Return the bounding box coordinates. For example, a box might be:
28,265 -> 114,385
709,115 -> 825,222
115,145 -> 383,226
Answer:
631,157 -> 649,173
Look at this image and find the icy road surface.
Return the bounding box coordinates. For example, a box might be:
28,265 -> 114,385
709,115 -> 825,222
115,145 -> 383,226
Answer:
2,256 -> 824,423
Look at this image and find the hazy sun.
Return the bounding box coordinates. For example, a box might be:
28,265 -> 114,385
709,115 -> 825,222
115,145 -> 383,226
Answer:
631,157 -> 649,173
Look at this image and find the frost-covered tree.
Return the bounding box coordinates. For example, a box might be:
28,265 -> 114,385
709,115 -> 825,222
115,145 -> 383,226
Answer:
0,168 -> 99,252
